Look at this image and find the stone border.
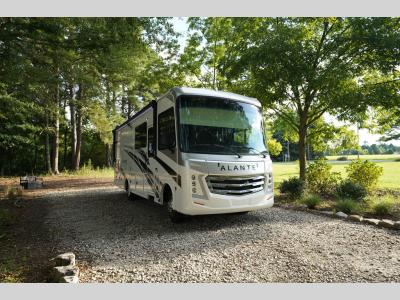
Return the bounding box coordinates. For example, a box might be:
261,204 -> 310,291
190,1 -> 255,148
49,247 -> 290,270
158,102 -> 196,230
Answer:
275,203 -> 400,231
50,252 -> 79,283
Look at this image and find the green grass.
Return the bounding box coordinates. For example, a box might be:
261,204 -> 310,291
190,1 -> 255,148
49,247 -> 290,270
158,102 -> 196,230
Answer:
366,195 -> 399,216
273,158 -> 400,190
326,154 -> 400,161
63,167 -> 114,178
273,154 -> 400,219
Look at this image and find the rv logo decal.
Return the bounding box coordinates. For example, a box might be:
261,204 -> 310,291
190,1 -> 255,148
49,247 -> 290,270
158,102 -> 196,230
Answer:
217,163 -> 259,171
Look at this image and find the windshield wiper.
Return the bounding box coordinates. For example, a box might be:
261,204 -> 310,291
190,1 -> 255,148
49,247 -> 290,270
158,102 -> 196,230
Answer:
192,144 -> 242,158
232,145 -> 267,158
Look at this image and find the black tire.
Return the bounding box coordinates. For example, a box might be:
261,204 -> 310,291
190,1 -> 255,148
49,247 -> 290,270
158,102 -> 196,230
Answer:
125,180 -> 136,201
235,211 -> 249,215
165,188 -> 185,223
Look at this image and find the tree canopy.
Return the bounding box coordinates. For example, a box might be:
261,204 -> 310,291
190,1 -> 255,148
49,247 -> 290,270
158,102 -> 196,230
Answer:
0,17 -> 398,177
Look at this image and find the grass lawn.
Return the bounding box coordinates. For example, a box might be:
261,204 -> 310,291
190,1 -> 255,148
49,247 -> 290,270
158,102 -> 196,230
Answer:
326,154 -> 400,161
273,154 -> 400,219
273,158 -> 400,190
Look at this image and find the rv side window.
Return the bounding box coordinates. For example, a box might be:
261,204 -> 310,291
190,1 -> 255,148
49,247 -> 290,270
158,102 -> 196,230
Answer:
158,107 -> 176,150
148,127 -> 155,157
135,122 -> 147,149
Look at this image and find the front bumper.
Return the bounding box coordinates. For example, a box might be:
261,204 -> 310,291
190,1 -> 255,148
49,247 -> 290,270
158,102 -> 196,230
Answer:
179,192 -> 274,215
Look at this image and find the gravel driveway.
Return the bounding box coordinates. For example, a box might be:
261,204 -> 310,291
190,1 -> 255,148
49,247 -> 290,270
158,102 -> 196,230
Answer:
43,186 -> 400,283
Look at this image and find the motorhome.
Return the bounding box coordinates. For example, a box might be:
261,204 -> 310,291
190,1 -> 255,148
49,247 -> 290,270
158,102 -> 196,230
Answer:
113,87 -> 274,222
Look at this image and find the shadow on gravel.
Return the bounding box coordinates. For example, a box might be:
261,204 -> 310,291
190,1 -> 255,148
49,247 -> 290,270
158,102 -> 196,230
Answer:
0,197 -> 58,282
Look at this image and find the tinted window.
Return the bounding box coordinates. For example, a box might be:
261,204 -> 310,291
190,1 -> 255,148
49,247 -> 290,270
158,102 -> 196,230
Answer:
135,122 -> 147,149
178,96 -> 267,155
158,108 -> 176,150
148,127 -> 155,156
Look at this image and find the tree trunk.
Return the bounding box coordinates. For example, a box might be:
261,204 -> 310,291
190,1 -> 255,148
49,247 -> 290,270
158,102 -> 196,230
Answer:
45,112 -> 52,174
63,125 -> 67,170
70,85 -> 77,168
105,144 -> 111,167
51,80 -> 60,174
74,107 -> 82,170
73,84 -> 83,171
298,115 -> 308,181
33,134 -> 37,174
127,91 -> 132,117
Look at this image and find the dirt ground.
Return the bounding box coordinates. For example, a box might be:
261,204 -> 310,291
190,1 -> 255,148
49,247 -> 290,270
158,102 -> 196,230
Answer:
0,177 -> 113,282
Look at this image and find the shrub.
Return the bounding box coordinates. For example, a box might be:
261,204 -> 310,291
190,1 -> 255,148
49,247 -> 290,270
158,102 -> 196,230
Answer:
395,158 -> 400,162
346,160 -> 383,191
306,158 -> 341,195
369,197 -> 395,216
301,194 -> 322,209
337,180 -> 367,201
6,186 -> 23,200
1,185 -> 10,198
335,199 -> 360,214
337,156 -> 348,161
279,177 -> 306,198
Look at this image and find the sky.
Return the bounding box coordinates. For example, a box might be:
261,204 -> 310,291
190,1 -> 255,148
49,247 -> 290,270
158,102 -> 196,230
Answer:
171,18 -> 399,146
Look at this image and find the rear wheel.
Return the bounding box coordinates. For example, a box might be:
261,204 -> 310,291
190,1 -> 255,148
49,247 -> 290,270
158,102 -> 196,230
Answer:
164,187 -> 184,223
235,211 -> 249,215
125,180 -> 136,201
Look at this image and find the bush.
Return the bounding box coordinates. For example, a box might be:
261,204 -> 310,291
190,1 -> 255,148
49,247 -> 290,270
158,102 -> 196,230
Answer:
279,177 -> 306,198
395,158 -> 400,162
337,156 -> 348,161
335,199 -> 360,214
337,180 -> 367,201
301,194 -> 322,209
306,158 -> 341,195
369,197 -> 395,216
346,160 -> 383,191
6,186 -> 23,200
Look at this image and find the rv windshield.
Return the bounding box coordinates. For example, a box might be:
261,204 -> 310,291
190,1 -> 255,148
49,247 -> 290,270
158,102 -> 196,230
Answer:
178,96 -> 268,155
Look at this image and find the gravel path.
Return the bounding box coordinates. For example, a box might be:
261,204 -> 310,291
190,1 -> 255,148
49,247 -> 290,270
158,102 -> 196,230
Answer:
43,187 -> 400,283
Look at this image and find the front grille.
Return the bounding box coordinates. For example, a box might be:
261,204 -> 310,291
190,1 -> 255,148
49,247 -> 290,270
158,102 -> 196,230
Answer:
206,175 -> 265,196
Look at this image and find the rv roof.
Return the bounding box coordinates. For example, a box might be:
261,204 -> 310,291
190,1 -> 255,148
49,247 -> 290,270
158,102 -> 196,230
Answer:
114,87 -> 262,131
170,87 -> 261,107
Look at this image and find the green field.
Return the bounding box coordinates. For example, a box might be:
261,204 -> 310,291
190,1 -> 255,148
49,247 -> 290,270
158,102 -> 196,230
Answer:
326,154 -> 400,161
273,156 -> 400,190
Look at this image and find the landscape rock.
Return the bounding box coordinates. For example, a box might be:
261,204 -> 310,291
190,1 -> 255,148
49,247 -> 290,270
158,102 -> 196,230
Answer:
59,276 -> 79,283
335,211 -> 348,218
394,221 -> 400,230
53,265 -> 79,280
362,218 -> 380,226
348,215 -> 363,222
378,219 -> 395,228
319,211 -> 334,216
51,252 -> 75,267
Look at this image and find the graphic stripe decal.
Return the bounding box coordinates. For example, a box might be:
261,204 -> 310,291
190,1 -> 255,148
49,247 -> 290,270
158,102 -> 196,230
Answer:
124,149 -> 160,198
153,155 -> 181,187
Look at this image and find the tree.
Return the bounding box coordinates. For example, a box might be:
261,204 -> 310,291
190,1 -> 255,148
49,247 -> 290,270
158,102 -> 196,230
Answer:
221,17 -> 399,179
0,17 -> 181,175
179,17 -> 232,89
327,126 -> 359,155
267,139 -> 283,157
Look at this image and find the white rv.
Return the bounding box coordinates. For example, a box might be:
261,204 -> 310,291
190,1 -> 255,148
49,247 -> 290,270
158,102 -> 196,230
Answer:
113,87 -> 274,222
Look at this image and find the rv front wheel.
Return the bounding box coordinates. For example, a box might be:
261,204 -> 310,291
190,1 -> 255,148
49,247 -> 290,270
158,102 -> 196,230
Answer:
164,187 -> 184,223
